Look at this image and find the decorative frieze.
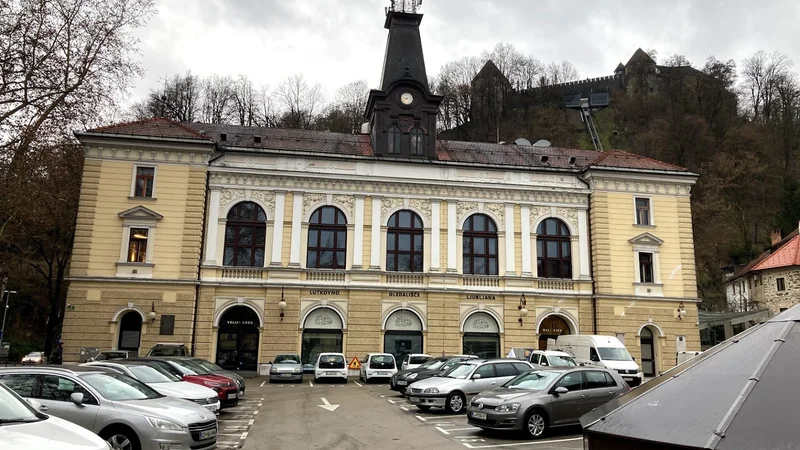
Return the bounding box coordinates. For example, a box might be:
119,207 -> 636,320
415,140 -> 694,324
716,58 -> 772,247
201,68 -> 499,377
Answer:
408,199 -> 432,223
251,190 -> 275,214
219,189 -> 245,211
457,202 -> 479,223
556,207 -> 579,228
380,197 -> 404,222
302,193 -> 326,217
485,203 -> 506,227
333,195 -> 355,218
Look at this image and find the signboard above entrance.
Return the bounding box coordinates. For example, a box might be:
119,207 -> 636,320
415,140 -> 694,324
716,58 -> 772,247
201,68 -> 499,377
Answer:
464,312 -> 500,334
304,307 -> 343,330
385,310 -> 422,331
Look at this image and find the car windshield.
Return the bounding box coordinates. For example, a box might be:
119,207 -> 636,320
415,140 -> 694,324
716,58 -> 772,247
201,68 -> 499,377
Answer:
149,346 -> 184,356
598,347 -> 633,361
440,359 -> 465,372
418,359 -> 445,370
275,355 -> 301,364
26,352 -> 41,358
446,364 -> 476,379
505,371 -> 561,390
548,356 -> 577,367
80,373 -> 163,401
0,385 -> 41,424
171,359 -> 209,375
128,365 -> 180,383
193,360 -> 223,371
409,356 -> 430,364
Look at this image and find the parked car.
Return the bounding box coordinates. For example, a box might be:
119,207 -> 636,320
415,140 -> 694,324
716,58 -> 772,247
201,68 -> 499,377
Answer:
86,350 -> 134,362
21,352 -> 46,365
146,343 -> 190,357
400,354 -> 431,371
314,353 -> 347,383
555,335 -> 643,386
176,357 -> 246,395
0,381 -> 109,450
82,360 -> 221,413
392,355 -> 478,393
359,353 -> 397,383
527,350 -> 577,368
466,367 -> 630,438
405,359 -> 534,413
302,353 -> 319,374
128,358 -> 239,408
0,365 -> 218,450
269,354 -> 304,383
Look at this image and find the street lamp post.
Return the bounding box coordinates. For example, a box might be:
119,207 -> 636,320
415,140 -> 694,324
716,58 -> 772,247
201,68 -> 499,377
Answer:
0,290 -> 16,343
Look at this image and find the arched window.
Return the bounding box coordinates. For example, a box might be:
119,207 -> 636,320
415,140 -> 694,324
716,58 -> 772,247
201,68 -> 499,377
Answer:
463,214 -> 498,275
387,210 -> 424,272
307,206 -> 347,269
409,128 -> 424,155
387,126 -> 401,154
536,218 -> 572,279
224,201 -> 266,267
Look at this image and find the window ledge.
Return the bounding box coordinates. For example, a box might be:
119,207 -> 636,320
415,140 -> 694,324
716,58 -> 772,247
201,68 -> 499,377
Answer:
116,261 -> 155,267
633,282 -> 663,287
128,196 -> 157,201
633,224 -> 656,228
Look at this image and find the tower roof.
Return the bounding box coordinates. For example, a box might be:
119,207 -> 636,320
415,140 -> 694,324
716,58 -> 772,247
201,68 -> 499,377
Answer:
626,48 -> 656,66
379,10 -> 429,91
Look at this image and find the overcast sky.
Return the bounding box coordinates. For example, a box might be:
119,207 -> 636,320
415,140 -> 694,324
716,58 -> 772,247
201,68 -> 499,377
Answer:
130,0 -> 800,103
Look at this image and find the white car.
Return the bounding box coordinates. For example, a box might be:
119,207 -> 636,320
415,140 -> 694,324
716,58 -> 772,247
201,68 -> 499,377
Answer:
528,350 -> 577,368
314,353 -> 348,382
359,353 -> 398,382
401,354 -> 432,371
83,360 -> 221,413
0,382 -> 108,450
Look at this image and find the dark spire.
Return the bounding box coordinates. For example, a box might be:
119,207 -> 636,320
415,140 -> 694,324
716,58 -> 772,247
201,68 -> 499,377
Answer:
379,3 -> 429,91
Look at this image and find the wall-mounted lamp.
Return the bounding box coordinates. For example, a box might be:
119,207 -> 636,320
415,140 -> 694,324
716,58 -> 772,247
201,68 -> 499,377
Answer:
148,302 -> 157,323
677,301 -> 686,320
518,293 -> 528,326
278,287 -> 286,321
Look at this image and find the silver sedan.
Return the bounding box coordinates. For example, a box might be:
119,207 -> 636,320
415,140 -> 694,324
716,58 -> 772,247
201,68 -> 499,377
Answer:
466,367 -> 629,438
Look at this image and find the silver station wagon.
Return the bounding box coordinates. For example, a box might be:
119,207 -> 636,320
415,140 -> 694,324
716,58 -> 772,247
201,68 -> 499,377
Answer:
405,359 -> 534,413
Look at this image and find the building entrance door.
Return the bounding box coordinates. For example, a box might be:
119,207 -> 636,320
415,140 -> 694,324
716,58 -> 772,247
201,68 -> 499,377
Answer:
538,315 -> 571,350
383,310 -> 424,363
216,306 -> 260,371
301,308 -> 344,366
117,311 -> 142,354
462,312 -> 500,358
640,327 -> 655,377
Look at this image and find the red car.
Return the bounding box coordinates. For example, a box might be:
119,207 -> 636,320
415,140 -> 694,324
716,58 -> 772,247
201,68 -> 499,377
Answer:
132,358 -> 240,408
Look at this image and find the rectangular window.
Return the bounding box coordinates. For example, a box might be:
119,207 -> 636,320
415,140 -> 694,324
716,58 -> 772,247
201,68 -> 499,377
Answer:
635,198 -> 651,225
639,252 -> 654,283
127,228 -> 149,262
777,278 -> 786,291
134,167 -> 155,197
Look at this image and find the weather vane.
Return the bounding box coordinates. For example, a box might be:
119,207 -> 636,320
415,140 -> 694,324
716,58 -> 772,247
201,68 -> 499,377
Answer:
387,0 -> 422,14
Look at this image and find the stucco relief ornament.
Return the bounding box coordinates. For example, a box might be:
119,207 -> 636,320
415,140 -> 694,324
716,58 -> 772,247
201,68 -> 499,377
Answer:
408,199 -> 431,221
457,202 -> 478,222
303,193 -> 326,217
395,316 -> 413,328
380,197 -> 404,221
220,189 -> 245,210
251,190 -> 275,213
315,315 -> 333,326
556,207 -> 579,228
485,203 -> 505,227
333,195 -> 355,217
473,318 -> 490,329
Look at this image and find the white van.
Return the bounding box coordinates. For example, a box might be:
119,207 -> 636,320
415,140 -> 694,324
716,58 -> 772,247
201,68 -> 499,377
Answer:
555,335 -> 643,386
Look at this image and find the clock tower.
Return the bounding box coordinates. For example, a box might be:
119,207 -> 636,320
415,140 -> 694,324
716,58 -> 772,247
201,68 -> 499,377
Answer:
365,0 -> 443,159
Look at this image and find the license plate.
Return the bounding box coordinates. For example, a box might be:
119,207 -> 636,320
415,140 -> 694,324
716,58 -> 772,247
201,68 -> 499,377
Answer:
397,381 -> 407,385
199,428 -> 217,440
228,392 -> 237,399
326,371 -> 338,375
409,396 -> 419,402
281,373 -> 292,377
472,412 -> 487,420
378,372 -> 389,375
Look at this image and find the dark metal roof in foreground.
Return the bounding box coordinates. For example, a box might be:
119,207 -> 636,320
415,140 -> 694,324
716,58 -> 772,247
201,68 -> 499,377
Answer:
581,304 -> 800,449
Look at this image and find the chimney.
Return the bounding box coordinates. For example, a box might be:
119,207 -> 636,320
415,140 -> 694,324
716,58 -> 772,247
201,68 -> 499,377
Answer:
771,228 -> 782,246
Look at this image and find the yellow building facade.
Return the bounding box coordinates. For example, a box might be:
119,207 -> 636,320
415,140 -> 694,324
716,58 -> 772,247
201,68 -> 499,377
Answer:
62,6 -> 700,377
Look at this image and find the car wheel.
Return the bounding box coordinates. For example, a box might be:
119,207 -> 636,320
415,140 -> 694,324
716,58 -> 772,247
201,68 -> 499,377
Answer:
416,405 -> 431,411
445,392 -> 466,414
524,409 -> 548,439
102,427 -> 139,450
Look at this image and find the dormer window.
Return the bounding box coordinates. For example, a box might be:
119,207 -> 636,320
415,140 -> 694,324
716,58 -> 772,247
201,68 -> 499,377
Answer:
410,128 -> 424,156
388,126 -> 401,154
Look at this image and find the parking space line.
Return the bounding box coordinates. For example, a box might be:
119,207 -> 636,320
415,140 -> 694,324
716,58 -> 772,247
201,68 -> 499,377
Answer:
309,381 -> 314,387
461,437 -> 583,448
415,415 -> 428,422
400,406 -> 410,411
444,427 -> 481,432
435,426 -> 451,435
354,381 -> 362,387
260,381 -> 266,387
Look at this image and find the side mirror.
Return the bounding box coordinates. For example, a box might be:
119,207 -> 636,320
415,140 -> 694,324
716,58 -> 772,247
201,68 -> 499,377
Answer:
70,392 -> 84,406
27,398 -> 42,411
472,373 -> 482,380
540,362 -> 548,366
553,386 -> 568,395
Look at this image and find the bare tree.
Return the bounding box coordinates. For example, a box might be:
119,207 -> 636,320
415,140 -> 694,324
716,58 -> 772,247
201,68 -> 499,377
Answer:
275,74 -> 324,129
318,80 -> 369,133
201,75 -> 234,124
741,51 -> 793,121
544,61 -> 580,85
664,54 -> 692,67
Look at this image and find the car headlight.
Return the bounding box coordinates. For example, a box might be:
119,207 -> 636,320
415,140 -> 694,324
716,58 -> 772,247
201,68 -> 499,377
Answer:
294,368 -> 302,373
270,367 -> 278,373
203,381 -> 227,387
146,416 -> 185,431
495,403 -> 520,413
407,373 -> 417,380
423,387 -> 439,394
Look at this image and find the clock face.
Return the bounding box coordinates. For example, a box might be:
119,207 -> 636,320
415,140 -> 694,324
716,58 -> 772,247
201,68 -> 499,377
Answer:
400,92 -> 414,105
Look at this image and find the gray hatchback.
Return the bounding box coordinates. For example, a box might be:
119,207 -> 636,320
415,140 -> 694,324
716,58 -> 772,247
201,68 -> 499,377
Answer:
466,367 -> 629,438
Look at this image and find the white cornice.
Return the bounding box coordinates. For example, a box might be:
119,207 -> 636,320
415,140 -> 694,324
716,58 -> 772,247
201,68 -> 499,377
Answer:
581,172 -> 694,196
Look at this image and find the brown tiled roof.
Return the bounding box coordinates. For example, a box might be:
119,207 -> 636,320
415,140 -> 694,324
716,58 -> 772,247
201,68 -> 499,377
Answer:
83,118 -> 690,173
733,229 -> 800,278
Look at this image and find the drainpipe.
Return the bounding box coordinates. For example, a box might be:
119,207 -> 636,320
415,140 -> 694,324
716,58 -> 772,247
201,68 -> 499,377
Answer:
577,174 -> 598,334
191,149 -> 225,357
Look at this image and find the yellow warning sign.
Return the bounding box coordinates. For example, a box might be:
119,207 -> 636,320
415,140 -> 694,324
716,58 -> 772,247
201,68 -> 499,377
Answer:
348,356 -> 361,369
